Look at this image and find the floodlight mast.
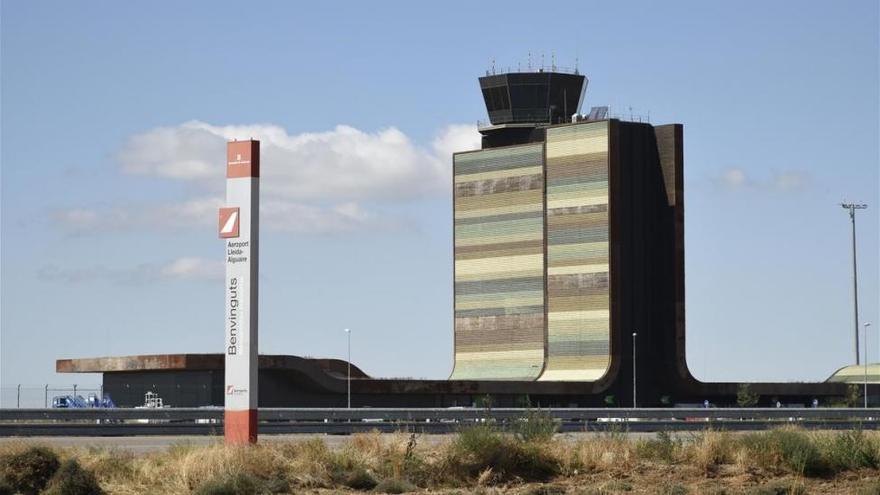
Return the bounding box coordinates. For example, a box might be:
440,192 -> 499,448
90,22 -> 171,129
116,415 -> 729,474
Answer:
841,202 -> 868,365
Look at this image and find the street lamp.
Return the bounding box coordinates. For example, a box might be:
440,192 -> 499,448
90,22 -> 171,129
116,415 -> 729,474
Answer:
865,322 -> 872,408
344,328 -> 351,409
841,202 -> 868,364
632,332 -> 637,408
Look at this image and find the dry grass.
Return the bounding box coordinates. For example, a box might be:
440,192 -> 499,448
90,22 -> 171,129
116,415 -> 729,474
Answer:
2,428 -> 880,494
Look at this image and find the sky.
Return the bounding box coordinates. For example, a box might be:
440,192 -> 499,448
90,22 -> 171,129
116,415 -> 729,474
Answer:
1,1 -> 878,403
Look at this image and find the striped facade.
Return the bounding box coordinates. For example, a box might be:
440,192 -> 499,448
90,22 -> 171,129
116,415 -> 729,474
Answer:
539,122 -> 610,381
450,121 -> 612,382
451,144 -> 546,380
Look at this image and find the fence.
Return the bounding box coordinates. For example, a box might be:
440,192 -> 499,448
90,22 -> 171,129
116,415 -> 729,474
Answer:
0,386 -> 103,409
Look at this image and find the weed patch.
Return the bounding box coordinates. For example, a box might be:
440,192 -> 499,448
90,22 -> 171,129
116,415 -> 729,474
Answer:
43,459 -> 104,495
0,445 -> 61,495
374,477 -> 417,493
823,428 -> 879,471
739,428 -> 823,476
637,431 -> 681,463
340,468 -> 378,490
512,409 -> 559,444
445,424 -> 560,483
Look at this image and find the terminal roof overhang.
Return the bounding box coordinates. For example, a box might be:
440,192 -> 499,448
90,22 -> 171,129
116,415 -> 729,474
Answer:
56,353 -> 849,398
56,354 -> 369,380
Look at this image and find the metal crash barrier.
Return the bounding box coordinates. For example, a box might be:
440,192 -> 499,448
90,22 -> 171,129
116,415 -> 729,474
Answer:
0,408 -> 877,437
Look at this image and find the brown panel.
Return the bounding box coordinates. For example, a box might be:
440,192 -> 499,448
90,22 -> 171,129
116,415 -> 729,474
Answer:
655,124 -> 690,384
227,140 -> 260,178
455,239 -> 544,255
454,174 -> 543,197
547,272 -> 610,290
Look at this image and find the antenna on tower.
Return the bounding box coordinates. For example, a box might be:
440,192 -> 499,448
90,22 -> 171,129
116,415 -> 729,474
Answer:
551,52 -> 556,71
541,53 -> 545,71
574,56 -> 579,74
528,51 -> 532,70
491,58 -> 496,75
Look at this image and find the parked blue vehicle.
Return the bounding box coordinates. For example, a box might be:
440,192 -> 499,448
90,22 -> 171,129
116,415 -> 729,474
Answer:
52,393 -> 116,408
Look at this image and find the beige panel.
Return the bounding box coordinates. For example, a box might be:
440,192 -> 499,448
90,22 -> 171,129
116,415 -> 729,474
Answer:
547,196 -> 608,209
547,264 -> 609,276
456,254 -> 543,275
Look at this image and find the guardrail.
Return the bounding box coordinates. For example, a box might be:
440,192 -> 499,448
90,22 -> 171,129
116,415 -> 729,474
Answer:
3,407 -> 879,421
1,408 -> 877,437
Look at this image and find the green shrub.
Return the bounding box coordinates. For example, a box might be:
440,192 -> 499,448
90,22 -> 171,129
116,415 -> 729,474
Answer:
374,478 -> 417,493
454,423 -> 504,459
823,428 -> 879,471
396,434 -> 427,486
740,429 -> 823,476
0,446 -> 61,495
513,409 -> 559,443
637,430 -> 680,463
846,384 -> 862,407
449,424 -> 559,483
193,473 -> 262,495
736,383 -> 760,407
43,459 -> 104,495
508,442 -> 560,482
474,395 -> 494,409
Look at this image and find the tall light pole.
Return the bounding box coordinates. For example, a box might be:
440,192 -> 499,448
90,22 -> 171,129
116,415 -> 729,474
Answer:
865,322 -> 871,408
632,332 -> 637,408
344,328 -> 351,409
841,202 -> 867,364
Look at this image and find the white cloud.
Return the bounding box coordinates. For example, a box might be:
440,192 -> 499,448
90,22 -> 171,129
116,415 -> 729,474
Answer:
56,209 -> 99,229
772,171 -> 810,191
53,196 -> 393,236
716,167 -> 810,192
55,121 -> 481,237
719,168 -> 750,189
261,200 -> 399,235
431,124 -> 484,165
159,257 -> 223,281
52,197 -> 224,235
118,121 -> 481,201
38,257 -> 222,285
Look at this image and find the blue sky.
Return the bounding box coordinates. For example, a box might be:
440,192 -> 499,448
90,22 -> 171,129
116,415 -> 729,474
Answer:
1,1 -> 878,398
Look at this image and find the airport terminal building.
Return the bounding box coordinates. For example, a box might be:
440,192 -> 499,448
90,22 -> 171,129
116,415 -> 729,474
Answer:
58,68 -> 857,407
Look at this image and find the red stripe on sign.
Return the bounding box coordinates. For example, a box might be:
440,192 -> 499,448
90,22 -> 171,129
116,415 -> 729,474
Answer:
227,140 -> 260,178
225,409 -> 258,444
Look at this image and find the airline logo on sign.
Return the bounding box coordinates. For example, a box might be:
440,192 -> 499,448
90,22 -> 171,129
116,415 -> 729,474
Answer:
227,141 -> 259,178
218,207 -> 240,239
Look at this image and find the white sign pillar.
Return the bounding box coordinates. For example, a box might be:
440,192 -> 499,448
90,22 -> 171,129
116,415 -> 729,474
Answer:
219,140 -> 259,444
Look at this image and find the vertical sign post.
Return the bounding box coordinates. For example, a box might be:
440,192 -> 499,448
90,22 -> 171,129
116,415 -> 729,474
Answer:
220,140 -> 259,444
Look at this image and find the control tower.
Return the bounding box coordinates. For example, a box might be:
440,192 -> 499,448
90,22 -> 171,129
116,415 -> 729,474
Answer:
478,68 -> 587,148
